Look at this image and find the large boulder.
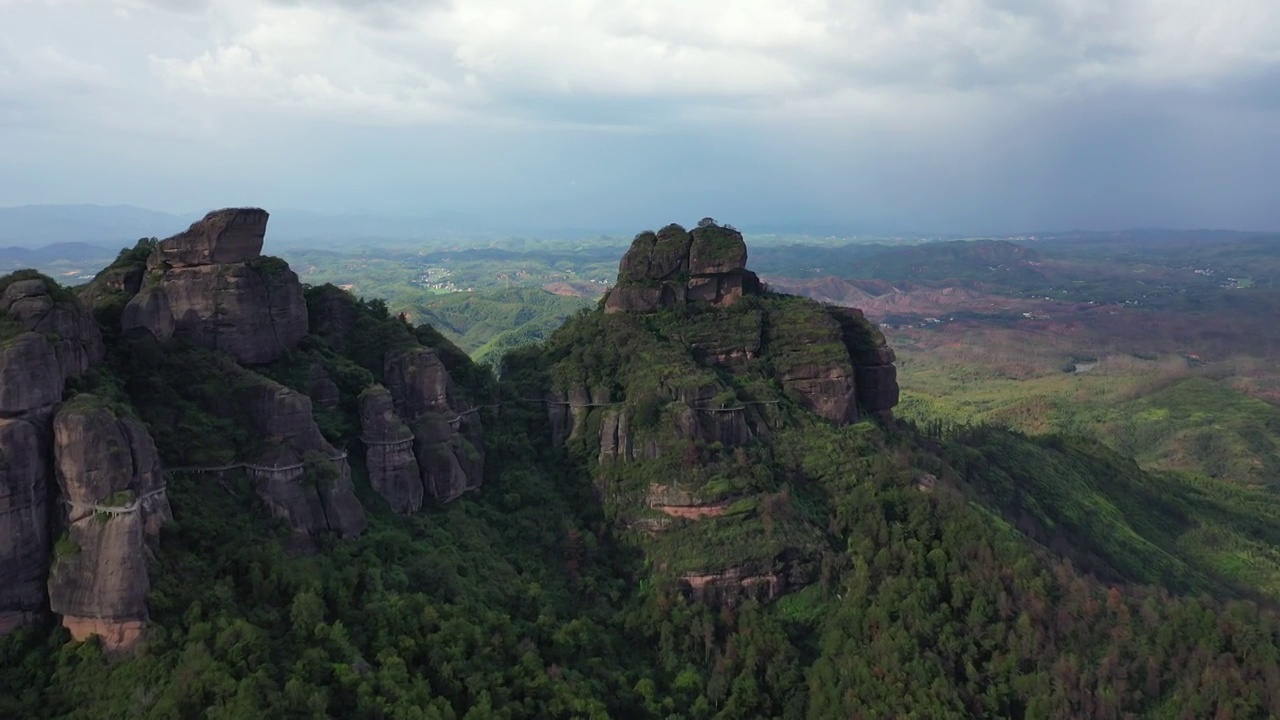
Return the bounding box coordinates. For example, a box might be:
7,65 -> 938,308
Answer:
47,398 -> 170,654
307,364 -> 341,410
688,224 -> 748,275
413,412 -> 483,504
121,285 -> 175,342
383,348 -> 484,504
827,306 -> 899,421
780,364 -> 859,425
153,208 -> 268,267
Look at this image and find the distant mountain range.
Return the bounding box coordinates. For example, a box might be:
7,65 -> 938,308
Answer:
3,204 -> 1274,251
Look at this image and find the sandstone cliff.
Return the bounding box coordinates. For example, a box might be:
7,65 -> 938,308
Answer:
1,276 -> 104,382
0,416 -> 50,633
360,347 -> 484,507
359,386 -> 422,513
0,273 -> 105,635
47,396 -> 171,653
125,209 -> 308,364
231,369 -> 367,538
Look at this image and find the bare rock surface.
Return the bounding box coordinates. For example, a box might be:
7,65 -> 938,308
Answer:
0,417 -> 50,623
153,208 -> 268,266
1,276 -> 104,384
47,398 -> 170,654
142,208 -> 308,364
359,386 -> 422,513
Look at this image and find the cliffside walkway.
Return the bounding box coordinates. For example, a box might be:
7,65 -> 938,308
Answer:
161,451 -> 349,477
524,397 -> 781,411
63,486 -> 169,517
362,397 -> 782,446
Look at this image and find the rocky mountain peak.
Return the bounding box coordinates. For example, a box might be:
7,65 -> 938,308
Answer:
152,207 -> 269,267
604,220 -> 762,313
119,207 -> 307,364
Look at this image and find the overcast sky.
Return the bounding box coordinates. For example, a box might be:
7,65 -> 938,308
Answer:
1,0 -> 1278,233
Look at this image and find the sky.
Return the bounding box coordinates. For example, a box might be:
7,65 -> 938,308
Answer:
1,0 -> 1279,234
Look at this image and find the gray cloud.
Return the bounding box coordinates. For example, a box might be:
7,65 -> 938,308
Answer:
0,0 -> 1277,231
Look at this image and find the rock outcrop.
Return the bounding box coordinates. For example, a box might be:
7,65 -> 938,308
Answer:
359,386 -> 422,513
0,333 -> 63,415
132,209 -> 308,364
232,371 -> 366,538
308,364 -> 341,410
368,347 -> 484,505
604,222 -> 762,314
1,276 -> 105,385
827,306 -> 900,421
152,207 -> 268,266
121,285 -> 174,342
47,397 -> 171,653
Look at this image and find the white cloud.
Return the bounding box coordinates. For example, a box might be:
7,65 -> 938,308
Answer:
128,0 -> 1280,127
3,0 -> 1280,131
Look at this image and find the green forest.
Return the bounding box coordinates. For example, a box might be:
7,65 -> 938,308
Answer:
5,232 -> 1280,719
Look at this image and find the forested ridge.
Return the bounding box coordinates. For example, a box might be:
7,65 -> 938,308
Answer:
4,257 -> 1280,719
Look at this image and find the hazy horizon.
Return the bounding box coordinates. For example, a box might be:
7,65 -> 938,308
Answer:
3,1 -> 1279,235
3,202 -> 1279,250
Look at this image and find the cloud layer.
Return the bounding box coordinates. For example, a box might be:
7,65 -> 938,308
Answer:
2,0 -> 1278,231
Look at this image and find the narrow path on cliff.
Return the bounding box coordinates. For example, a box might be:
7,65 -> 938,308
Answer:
62,485 -> 170,517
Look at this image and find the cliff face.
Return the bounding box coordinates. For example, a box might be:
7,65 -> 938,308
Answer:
359,387 -> 422,513
0,417 -> 49,633
128,209 -> 308,364
0,274 -> 105,635
0,333 -> 63,415
46,397 -> 170,653
359,347 -> 484,508
233,370 -> 367,538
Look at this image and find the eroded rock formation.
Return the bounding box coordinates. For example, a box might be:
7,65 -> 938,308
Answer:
359,347 -> 484,507
1,278 -> 104,381
232,371 -> 366,538
130,208 -> 308,364
359,386 -> 422,513
47,397 -> 171,653
604,222 -> 762,313
828,306 -> 900,421
544,219 -> 901,607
